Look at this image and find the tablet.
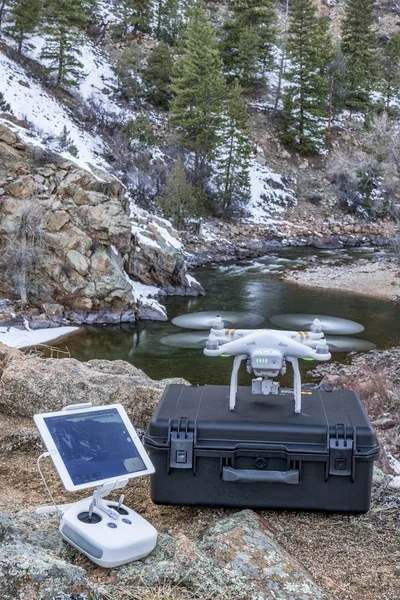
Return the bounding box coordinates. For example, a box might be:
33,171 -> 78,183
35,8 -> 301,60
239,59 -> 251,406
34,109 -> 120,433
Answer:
34,404 -> 155,492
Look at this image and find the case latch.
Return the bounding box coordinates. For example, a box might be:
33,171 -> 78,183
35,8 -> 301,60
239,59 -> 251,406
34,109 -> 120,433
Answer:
329,424 -> 354,477
169,417 -> 194,469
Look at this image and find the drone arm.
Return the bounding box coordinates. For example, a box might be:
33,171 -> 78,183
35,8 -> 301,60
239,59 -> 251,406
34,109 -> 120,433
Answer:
282,337 -> 331,361
230,354 -> 247,411
204,336 -> 254,357
286,357 -> 301,413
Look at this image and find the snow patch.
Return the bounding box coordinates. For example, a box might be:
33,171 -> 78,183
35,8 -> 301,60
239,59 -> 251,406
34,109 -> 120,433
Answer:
0,326 -> 79,349
123,272 -> 167,319
245,159 -> 296,224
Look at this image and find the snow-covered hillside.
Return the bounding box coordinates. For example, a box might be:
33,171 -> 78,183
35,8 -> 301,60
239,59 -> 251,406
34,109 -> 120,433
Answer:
0,50 -> 108,170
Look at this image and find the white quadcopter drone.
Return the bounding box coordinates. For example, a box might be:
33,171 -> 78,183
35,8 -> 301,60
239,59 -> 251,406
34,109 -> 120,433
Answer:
162,312 -> 375,414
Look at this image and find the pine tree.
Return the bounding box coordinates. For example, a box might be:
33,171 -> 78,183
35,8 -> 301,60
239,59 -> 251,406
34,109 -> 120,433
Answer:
143,41 -> 173,108
0,0 -> 9,31
341,0 -> 378,112
5,0 -> 40,57
381,33 -> 400,109
216,81 -> 251,216
282,1 -> 333,154
40,0 -> 91,88
154,0 -> 182,44
115,0 -> 152,38
0,91 -> 11,112
117,42 -> 143,105
157,158 -> 202,229
220,0 -> 276,87
170,6 -> 226,187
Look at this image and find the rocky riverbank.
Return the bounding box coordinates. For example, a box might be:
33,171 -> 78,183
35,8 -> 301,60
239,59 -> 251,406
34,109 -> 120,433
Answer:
183,218 -> 396,268
283,256 -> 400,301
0,343 -> 399,600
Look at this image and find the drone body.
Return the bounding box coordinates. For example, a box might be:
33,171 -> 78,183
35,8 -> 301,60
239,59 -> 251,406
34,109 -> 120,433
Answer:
164,312 -> 374,414
204,328 -> 331,412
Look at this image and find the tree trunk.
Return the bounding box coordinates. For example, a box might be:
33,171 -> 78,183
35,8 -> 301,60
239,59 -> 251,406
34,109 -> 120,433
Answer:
17,28 -> 23,57
273,0 -> 289,117
156,0 -> 163,39
18,267 -> 27,307
0,1 -> 6,30
327,74 -> 334,136
57,36 -> 64,88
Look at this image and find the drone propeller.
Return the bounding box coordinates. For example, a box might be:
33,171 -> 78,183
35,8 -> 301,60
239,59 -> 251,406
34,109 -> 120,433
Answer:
270,314 -> 364,335
160,331 -> 375,353
171,311 -> 264,330
161,332 -> 213,349
324,336 -> 376,353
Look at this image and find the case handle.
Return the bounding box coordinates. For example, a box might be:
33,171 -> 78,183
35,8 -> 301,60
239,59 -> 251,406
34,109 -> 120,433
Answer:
222,467 -> 299,484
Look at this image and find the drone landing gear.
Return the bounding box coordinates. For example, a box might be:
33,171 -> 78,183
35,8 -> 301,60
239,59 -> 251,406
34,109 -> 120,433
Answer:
229,356 -> 302,413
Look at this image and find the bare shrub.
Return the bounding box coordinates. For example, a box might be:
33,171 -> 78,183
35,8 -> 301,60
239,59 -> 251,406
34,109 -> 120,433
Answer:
328,113 -> 400,220
0,203 -> 51,306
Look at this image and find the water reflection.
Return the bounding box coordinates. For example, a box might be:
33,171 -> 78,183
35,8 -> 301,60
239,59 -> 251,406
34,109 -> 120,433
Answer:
50,247 -> 399,385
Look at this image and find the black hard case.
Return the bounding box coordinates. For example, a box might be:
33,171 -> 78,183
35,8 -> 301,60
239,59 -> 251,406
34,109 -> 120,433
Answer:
144,385 -> 380,513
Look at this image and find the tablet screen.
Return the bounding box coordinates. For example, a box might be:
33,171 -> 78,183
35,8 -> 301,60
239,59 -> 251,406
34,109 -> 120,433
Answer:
44,407 -> 147,486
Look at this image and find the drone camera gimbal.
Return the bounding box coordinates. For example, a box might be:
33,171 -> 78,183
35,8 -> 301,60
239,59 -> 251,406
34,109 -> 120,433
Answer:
204,324 -> 331,413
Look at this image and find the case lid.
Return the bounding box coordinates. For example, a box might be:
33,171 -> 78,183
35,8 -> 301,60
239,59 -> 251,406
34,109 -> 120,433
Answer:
145,385 -> 380,458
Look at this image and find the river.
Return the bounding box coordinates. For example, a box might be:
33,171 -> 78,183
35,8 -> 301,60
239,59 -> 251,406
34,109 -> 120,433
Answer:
52,247 -> 400,387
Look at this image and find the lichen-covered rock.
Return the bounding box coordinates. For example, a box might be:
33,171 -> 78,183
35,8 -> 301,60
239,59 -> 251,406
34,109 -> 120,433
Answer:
115,510 -> 330,599
0,350 -> 186,425
0,511 -> 90,600
0,508 -> 329,600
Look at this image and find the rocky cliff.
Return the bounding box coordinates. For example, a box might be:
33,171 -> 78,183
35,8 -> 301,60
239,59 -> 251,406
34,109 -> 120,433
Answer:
0,119 -> 203,324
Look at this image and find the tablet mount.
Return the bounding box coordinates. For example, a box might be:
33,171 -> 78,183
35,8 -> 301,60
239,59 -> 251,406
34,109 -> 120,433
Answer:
35,403 -> 158,568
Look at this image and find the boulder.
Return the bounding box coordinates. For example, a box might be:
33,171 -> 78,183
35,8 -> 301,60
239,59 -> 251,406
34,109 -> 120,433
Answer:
0,122 -> 203,324
120,510 -> 329,599
0,509 -> 329,600
0,351 -> 186,426
0,511 -> 90,600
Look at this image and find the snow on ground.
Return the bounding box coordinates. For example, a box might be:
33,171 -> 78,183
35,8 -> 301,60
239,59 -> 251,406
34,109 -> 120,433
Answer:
0,326 -> 79,349
21,33 -> 128,117
0,51 -> 109,171
245,158 -> 296,224
123,272 -> 167,319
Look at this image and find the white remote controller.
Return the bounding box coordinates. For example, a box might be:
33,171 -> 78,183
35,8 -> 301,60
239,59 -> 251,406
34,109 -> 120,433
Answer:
60,498 -> 158,568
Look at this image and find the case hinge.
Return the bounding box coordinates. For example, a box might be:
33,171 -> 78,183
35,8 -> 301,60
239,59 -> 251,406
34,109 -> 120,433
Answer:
169,417 -> 194,469
329,424 -> 354,477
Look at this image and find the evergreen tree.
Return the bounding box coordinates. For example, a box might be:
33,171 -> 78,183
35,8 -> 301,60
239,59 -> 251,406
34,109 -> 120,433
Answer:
154,0 -> 182,44
5,0 -> 40,56
0,0 -> 9,31
0,91 -> 11,112
341,0 -> 378,112
282,2 -> 333,154
157,158 -> 201,229
216,81 -> 251,216
220,0 -> 276,87
123,112 -> 156,147
381,33 -> 400,109
170,6 -> 226,187
115,0 -> 152,38
143,41 -> 173,108
117,42 -> 143,105
40,0 -> 91,88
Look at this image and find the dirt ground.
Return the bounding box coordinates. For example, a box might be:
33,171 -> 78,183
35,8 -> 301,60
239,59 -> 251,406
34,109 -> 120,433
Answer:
1,410 -> 399,600
284,258 -> 400,301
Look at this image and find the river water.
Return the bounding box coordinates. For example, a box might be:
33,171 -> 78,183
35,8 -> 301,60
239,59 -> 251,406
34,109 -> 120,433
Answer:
52,247 -> 400,387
